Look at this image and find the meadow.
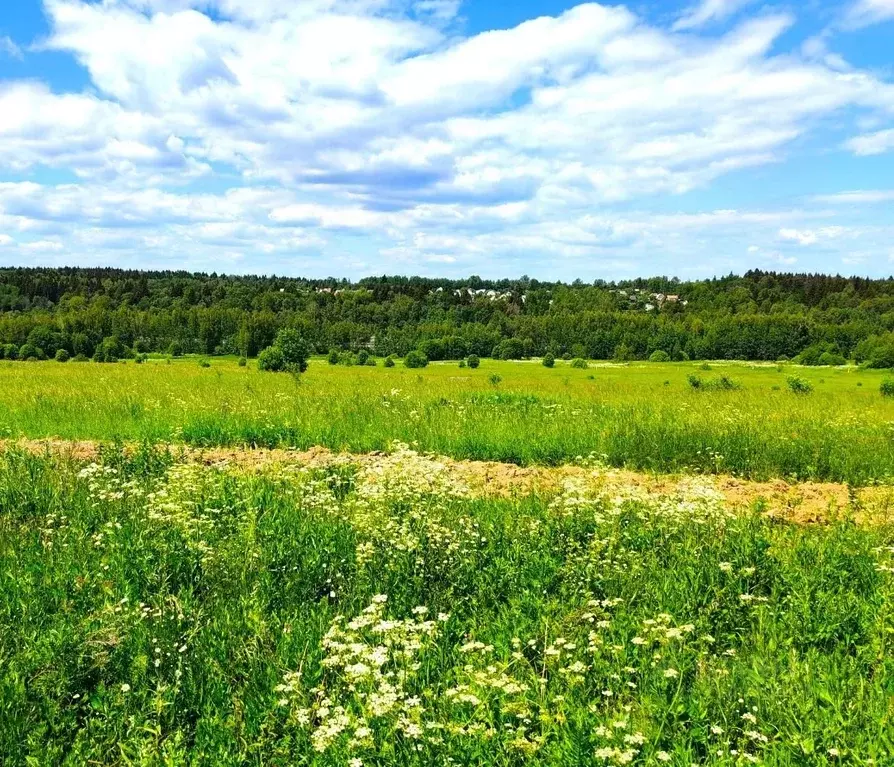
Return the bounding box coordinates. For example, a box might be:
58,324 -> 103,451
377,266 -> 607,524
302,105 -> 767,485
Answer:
1,357 -> 894,483
1,444 -> 892,766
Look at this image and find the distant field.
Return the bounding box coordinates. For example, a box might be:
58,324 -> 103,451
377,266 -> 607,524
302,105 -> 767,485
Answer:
1,358 -> 893,484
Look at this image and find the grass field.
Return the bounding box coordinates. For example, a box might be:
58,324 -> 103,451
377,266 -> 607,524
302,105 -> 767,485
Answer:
1,445 -> 892,765
1,357 -> 893,483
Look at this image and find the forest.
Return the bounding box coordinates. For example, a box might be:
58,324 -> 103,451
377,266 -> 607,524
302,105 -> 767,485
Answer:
2,267 -> 894,365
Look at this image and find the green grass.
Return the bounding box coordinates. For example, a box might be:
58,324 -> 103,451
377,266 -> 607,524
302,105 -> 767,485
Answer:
0,358 -> 893,483
0,447 -> 891,765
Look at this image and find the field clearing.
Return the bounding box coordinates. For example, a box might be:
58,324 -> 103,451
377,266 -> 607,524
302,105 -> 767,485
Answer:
1,358 -> 893,484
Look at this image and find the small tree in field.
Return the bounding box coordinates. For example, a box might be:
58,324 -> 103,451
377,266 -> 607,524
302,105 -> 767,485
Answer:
542,354 -> 555,368
404,350 -> 429,369
466,355 -> 480,369
259,329 -> 310,373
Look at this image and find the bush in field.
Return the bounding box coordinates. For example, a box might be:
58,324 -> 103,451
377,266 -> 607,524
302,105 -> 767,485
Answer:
467,355 -> 480,369
688,374 -> 702,389
613,343 -> 633,362
94,336 -> 125,363
238,356 -> 247,367
134,353 -> 146,364
19,343 -> 40,361
366,357 -> 377,367
570,358 -> 588,369
384,355 -> 395,368
880,379 -> 894,397
404,350 -> 429,368
489,373 -> 502,386
257,345 -> 287,372
328,349 -> 340,365
3,343 -> 18,360
689,374 -> 740,391
493,338 -> 525,360
787,375 -> 813,394
818,351 -> 847,366
167,340 -> 183,357
198,358 -> 211,368
274,329 -> 310,372
542,353 -> 555,368
649,350 -> 670,362
72,353 -> 89,362
854,333 -> 894,369
458,358 -> 466,368
258,329 -> 310,374
54,349 -> 70,362
357,349 -> 370,366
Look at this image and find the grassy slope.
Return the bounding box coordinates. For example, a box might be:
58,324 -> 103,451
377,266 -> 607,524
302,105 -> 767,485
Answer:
0,358 -> 893,483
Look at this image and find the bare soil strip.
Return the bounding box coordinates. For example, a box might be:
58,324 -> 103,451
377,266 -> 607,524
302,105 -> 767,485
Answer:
5,439 -> 894,525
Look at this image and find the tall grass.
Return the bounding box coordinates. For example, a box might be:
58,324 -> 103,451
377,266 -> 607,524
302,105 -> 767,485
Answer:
0,448 -> 891,764
0,358 -> 892,483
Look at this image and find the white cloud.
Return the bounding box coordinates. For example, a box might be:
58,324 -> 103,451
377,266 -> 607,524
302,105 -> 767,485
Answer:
846,0 -> 894,28
0,1 -> 890,276
0,234 -> 13,246
673,0 -> 754,31
845,128 -> 894,156
813,190 -> 894,204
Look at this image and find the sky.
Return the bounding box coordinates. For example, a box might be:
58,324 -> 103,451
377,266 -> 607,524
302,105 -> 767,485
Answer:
0,0 -> 893,280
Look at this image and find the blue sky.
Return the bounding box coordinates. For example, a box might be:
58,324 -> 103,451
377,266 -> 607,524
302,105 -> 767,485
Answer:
1,0 -> 893,280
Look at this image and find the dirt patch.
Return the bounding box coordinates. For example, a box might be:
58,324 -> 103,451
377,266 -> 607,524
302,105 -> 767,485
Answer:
3,438 -> 893,525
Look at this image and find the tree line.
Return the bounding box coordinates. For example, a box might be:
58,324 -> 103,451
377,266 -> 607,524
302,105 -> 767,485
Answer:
2,267 -> 894,366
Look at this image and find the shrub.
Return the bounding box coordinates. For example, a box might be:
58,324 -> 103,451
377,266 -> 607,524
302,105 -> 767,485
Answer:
854,333 -> 894,369
489,374 -> 502,386
134,353 -> 146,364
787,375 -> 813,394
257,345 -> 287,372
542,354 -> 555,368
649,350 -> 670,362
357,349 -> 369,366
467,355 -> 480,369
818,351 -> 847,367
19,343 -> 39,361
238,356 -> 247,367
2,344 -> 16,360
198,358 -> 211,368
458,359 -> 466,368
384,356 -> 395,368
72,353 -> 89,363
699,362 -> 712,371
404,350 -> 429,369
561,353 -> 572,361
688,374 -> 702,389
167,341 -> 183,357
570,358 -> 588,369
54,349 -> 70,362
493,338 -> 525,360
881,379 -> 894,397
274,329 -> 310,372
328,349 -> 340,365
613,343 -> 633,362
366,357 -> 377,367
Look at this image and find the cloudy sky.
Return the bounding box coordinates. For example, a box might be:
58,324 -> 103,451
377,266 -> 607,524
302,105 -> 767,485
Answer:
1,0 -> 893,279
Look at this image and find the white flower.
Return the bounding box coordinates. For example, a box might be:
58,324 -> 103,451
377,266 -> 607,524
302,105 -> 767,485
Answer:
657,751 -> 671,762
120,683 -> 131,692
663,668 -> 679,679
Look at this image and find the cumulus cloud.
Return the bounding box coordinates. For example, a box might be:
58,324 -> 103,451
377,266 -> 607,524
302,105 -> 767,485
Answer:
0,0 -> 892,275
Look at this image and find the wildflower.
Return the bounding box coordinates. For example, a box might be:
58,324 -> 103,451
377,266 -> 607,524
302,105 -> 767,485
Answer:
657,752 -> 671,762
828,748 -> 840,758
120,683 -> 131,692
663,668 -> 679,679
